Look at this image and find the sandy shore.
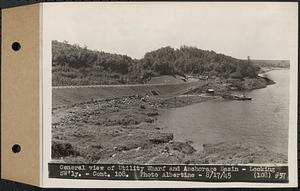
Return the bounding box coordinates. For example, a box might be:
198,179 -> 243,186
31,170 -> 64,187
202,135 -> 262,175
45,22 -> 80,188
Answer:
52,92 -> 287,164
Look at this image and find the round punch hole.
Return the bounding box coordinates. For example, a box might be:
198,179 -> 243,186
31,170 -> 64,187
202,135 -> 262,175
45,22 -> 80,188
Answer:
12,144 -> 21,153
11,42 -> 21,51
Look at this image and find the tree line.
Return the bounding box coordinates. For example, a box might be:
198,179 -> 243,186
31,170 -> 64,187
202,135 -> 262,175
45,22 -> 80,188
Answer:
52,40 -> 259,86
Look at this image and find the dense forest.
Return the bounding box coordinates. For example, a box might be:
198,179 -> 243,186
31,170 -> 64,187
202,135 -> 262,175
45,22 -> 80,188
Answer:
52,40 -> 259,86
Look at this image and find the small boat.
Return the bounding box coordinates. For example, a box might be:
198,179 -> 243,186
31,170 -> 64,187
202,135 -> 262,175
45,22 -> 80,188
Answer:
233,94 -> 252,101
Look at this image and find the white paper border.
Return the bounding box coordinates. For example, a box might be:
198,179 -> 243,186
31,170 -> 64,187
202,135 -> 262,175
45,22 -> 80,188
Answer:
41,2 -> 298,188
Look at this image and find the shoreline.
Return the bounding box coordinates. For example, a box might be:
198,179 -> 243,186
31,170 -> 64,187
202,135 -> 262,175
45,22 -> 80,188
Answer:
52,77 -> 287,164
259,66 -> 289,74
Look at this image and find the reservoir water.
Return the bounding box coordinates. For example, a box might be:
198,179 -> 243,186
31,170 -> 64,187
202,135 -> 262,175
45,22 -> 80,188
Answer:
159,69 -> 289,155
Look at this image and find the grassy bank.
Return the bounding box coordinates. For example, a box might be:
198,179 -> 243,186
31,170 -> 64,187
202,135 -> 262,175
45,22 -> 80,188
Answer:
53,75 -> 274,108
52,81 -> 205,108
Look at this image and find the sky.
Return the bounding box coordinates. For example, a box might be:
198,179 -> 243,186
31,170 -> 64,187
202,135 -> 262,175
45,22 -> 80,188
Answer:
43,2 -> 298,60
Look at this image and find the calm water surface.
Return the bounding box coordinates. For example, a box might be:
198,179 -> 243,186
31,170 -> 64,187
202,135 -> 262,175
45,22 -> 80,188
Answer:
159,70 -> 289,155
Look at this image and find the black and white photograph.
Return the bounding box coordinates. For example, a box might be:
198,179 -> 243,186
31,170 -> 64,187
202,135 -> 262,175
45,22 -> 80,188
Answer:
43,2 -> 298,185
